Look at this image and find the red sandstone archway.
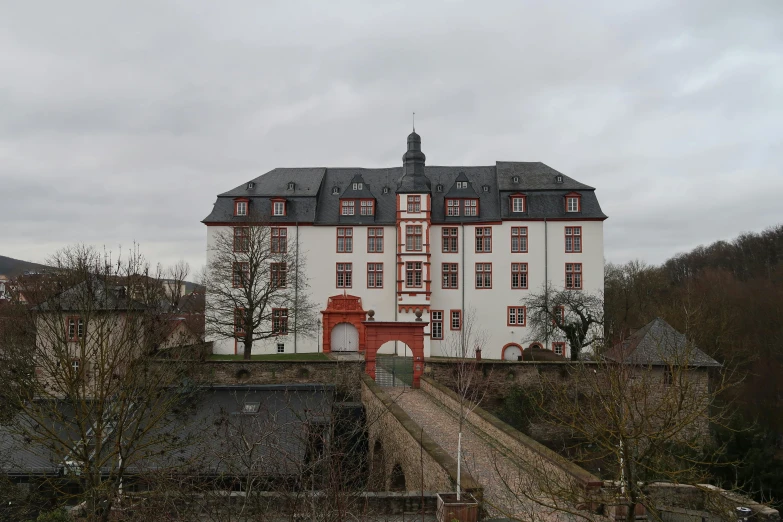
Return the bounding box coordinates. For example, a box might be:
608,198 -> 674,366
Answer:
364,321 -> 426,388
321,294 -> 366,353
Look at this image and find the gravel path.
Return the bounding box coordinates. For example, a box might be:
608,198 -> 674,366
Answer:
391,388 -> 572,521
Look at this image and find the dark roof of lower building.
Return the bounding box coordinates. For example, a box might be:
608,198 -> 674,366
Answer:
604,318 -> 721,367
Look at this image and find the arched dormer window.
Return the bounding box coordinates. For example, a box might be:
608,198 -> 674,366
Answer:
510,193 -> 526,213
271,197 -> 287,216
234,198 -> 249,217
564,192 -> 581,213
332,186 -> 340,195
287,182 -> 295,190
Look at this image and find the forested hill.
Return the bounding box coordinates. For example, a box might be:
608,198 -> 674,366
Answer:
605,224 -> 783,503
0,255 -> 49,277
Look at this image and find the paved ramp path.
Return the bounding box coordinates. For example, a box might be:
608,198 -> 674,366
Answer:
391,388 -> 567,520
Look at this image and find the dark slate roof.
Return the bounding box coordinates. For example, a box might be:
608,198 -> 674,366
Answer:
36,278 -> 145,312
315,168 -> 402,225
605,318 -> 721,367
0,385 -> 334,477
496,162 -> 594,191
202,137 -> 607,225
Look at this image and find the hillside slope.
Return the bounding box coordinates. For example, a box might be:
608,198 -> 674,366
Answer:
0,255 -> 49,277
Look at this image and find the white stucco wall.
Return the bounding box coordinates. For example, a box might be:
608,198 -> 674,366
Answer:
205,217 -> 604,359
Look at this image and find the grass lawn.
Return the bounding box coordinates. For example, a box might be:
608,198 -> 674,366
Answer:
207,352 -> 330,361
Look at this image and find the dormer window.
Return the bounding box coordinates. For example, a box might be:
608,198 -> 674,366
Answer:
556,175 -> 563,184
446,198 -> 479,217
510,194 -> 526,213
234,199 -> 248,217
482,185 -> 489,192
287,182 -> 295,190
360,200 -> 374,216
512,176 -> 519,183
271,198 -> 286,216
437,184 -> 443,192
247,181 -> 255,190
332,186 -> 340,195
352,182 -> 363,190
565,192 -> 581,212
456,181 -> 468,189
341,200 -> 355,216
382,187 -> 389,194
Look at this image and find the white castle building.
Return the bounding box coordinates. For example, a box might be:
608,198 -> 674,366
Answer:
203,131 -> 606,360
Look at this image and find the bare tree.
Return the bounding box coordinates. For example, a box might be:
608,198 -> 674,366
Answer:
165,259 -> 190,310
203,217 -> 318,360
0,245 -> 200,521
442,307 -> 490,502
523,283 -> 604,361
496,326 -> 737,522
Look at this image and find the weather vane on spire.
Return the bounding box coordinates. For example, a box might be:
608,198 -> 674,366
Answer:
412,112 -> 415,132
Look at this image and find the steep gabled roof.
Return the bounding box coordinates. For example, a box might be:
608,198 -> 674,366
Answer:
605,317 -> 721,367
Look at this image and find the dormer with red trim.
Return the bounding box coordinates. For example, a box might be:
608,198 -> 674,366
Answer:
564,192 -> 582,213
234,198 -> 249,217
270,197 -> 287,217
509,193 -> 527,213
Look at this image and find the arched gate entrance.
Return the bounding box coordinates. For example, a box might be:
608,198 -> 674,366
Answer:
364,321 -> 425,388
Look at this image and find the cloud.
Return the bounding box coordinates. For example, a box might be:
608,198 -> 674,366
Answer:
0,0 -> 781,272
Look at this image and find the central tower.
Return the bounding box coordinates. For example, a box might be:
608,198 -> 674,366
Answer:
396,131 -> 433,355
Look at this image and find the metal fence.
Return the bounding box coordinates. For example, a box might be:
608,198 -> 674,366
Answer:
375,355 -> 413,387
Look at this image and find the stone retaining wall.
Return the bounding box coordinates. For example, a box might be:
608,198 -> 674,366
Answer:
192,360 -> 365,398
360,375 -> 482,498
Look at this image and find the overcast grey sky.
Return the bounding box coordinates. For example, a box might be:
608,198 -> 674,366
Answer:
1,0 -> 781,273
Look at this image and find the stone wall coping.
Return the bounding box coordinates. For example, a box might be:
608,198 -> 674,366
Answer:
421,376 -> 602,490
199,359 -> 363,365
426,358 -> 601,366
360,374 -> 483,495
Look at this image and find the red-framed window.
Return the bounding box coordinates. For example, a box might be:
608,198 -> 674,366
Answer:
234,308 -> 245,336
272,308 -> 288,335
442,263 -> 458,289
337,227 -> 353,253
234,198 -> 248,217
565,263 -> 582,289
511,227 -> 528,253
475,227 -> 492,253
553,305 -> 565,325
407,195 -> 421,213
270,262 -> 287,288
271,198 -> 286,216
511,262 -> 528,289
271,227 -> 287,253
431,311 -> 444,339
565,193 -> 582,212
341,200 -> 355,216
336,263 -> 352,288
360,200 -> 375,216
367,263 -> 383,288
464,199 -> 478,216
406,225 -> 423,251
368,227 -> 384,253
565,226 -> 582,253
67,316 -> 84,341
445,198 -> 479,217
553,342 -> 565,356
232,262 -> 249,288
507,306 -> 526,326
233,226 -> 250,252
442,227 -> 458,253
406,262 -> 423,288
450,310 -> 462,330
510,194 -> 526,213
475,263 -> 492,289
